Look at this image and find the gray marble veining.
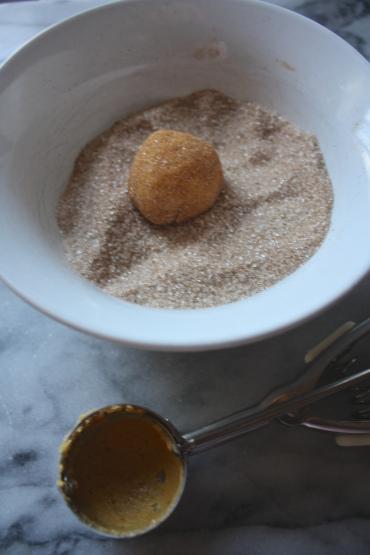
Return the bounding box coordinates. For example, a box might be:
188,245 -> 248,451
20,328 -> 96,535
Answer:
0,1 -> 370,553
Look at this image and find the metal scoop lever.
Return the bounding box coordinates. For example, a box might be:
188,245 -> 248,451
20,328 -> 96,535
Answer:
278,318 -> 370,435
182,367 -> 370,454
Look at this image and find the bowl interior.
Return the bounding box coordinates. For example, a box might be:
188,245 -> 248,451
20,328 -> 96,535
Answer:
0,0 -> 369,350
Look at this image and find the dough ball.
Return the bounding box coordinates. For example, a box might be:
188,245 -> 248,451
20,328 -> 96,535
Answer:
128,129 -> 223,225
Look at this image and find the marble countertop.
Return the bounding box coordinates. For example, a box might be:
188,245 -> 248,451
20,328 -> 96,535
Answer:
1,1 -> 370,553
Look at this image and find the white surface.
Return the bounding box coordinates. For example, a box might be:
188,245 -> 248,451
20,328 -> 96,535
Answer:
0,0 -> 369,350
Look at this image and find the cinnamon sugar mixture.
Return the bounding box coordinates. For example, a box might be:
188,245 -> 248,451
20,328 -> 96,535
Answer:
57,90 -> 333,308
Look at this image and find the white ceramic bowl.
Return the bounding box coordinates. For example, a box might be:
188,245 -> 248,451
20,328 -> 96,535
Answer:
0,0 -> 369,351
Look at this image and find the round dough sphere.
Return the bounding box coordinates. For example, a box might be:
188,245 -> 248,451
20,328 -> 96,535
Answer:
128,129 -> 223,225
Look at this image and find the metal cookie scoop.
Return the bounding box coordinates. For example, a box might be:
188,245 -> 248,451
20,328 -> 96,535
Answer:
58,363 -> 370,538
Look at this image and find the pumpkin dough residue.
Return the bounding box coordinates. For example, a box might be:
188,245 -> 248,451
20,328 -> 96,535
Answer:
59,408 -> 184,536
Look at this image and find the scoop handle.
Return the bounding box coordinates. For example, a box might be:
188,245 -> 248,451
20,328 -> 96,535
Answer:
182,368 -> 370,455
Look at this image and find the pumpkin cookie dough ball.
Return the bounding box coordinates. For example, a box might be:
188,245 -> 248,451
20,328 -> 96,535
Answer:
128,129 -> 223,225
